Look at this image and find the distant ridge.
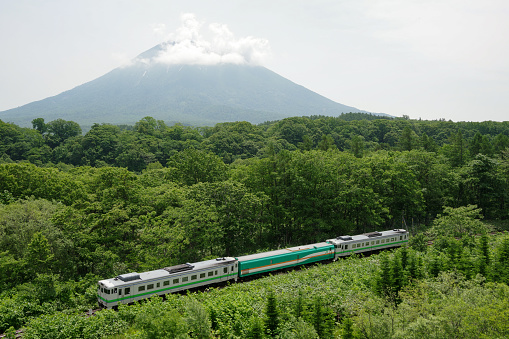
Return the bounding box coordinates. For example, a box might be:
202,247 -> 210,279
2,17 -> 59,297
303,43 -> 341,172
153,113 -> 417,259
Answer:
0,43 -> 371,128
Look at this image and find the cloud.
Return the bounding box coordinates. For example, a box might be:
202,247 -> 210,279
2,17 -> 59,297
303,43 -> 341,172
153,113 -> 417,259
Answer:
151,23 -> 167,38
148,13 -> 271,66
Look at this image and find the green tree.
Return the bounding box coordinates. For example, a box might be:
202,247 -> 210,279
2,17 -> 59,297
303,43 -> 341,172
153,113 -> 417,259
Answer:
399,125 -> 417,151
185,299 -> 212,339
247,316 -> 266,339
348,134 -> 365,158
24,232 -> 54,275
493,237 -> 509,284
167,149 -> 228,185
81,123 -> 121,166
31,118 -> 47,134
463,154 -> 503,219
265,290 -> 279,337
493,133 -> 509,154
45,119 -> 82,147
318,134 -> 335,151
341,317 -> 355,339
420,133 -> 438,152
428,205 -> 489,239
478,233 -> 490,278
279,318 -> 319,339
450,129 -> 466,167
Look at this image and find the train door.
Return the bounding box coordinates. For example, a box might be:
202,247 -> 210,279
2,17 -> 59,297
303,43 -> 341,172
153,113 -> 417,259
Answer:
118,286 -> 133,305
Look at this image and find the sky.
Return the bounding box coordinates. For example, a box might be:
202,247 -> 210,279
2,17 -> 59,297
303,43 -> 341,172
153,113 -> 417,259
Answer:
1,0 -> 508,122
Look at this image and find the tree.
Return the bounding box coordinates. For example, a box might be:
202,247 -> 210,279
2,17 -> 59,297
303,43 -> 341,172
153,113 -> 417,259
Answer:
45,119 -> 82,147
463,154 -> 503,219
493,133 -> 509,154
348,134 -> 365,158
318,134 -> 335,151
32,118 -> 47,134
341,317 -> 355,339
24,232 -> 54,275
450,129 -> 466,167
279,318 -> 319,339
399,125 -> 417,151
265,290 -> 279,336
469,131 -> 483,157
81,123 -> 121,166
420,133 -> 438,152
185,299 -> 212,338
428,205 -> 489,239
478,234 -> 490,279
493,237 -> 509,284
167,149 -> 228,185
295,290 -> 304,319
247,316 -> 266,339
136,305 -> 189,338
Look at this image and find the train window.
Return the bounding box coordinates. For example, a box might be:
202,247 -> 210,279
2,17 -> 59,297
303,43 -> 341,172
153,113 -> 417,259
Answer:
157,283 -> 160,288
231,267 -> 234,272
147,284 -> 154,290
223,268 -> 227,274
163,281 -> 170,286
119,289 -> 122,296
215,270 -> 218,275
200,273 -> 205,278
208,271 -> 214,277
173,279 -> 179,284
138,286 -> 145,292
191,275 -> 197,280
376,240 -> 380,244
114,288 -> 117,293
382,239 -> 385,243
101,287 -> 104,293
125,288 -> 130,295
345,245 -> 348,249
400,236 -> 402,240
182,277 -> 188,282
105,289 -> 110,294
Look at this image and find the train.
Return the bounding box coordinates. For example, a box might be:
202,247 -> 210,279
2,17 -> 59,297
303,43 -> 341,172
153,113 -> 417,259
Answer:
97,229 -> 409,309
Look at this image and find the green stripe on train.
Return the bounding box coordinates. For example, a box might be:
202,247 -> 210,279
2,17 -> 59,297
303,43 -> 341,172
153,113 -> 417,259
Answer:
336,240 -> 409,255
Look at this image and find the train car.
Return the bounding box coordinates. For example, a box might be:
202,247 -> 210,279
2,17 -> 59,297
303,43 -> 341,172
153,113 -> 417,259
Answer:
236,242 -> 334,278
97,257 -> 237,309
326,229 -> 409,260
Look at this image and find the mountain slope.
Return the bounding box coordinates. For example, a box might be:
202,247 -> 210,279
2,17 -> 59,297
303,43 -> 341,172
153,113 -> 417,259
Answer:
0,48 -> 367,128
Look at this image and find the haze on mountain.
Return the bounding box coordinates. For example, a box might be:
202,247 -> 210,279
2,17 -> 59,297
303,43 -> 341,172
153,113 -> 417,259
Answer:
0,14 -> 370,128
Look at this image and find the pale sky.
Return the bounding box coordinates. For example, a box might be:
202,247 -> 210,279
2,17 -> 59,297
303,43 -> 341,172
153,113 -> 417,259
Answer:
1,0 -> 508,122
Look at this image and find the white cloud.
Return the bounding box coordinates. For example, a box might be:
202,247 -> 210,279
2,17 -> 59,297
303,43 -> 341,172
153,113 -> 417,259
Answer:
149,13 -> 271,66
151,23 -> 167,37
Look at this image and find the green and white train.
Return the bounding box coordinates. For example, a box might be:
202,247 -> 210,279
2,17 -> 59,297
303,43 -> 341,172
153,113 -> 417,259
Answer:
98,229 -> 409,309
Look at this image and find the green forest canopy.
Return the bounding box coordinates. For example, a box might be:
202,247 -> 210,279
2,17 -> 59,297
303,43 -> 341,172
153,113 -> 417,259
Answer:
1,113 -> 509,336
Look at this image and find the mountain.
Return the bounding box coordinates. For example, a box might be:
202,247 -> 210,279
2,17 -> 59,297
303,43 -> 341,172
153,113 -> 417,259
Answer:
0,44 -> 369,128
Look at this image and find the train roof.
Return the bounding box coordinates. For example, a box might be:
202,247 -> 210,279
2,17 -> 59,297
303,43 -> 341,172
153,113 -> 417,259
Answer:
326,229 -> 407,245
236,242 -> 332,262
98,256 -> 236,288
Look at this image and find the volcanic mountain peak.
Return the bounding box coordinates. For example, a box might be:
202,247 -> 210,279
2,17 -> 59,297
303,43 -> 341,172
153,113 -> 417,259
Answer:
0,44 -> 367,128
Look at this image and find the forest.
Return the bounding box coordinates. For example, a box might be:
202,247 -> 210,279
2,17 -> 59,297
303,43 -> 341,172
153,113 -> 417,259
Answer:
1,113 -> 509,337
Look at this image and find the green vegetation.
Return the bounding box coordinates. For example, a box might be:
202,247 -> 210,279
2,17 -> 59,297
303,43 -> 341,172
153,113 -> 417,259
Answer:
1,113 -> 509,337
